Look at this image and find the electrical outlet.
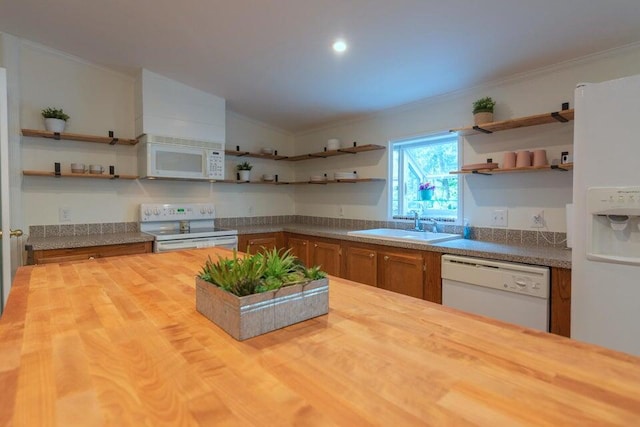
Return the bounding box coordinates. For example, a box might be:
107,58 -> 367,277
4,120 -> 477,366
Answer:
531,210 -> 545,228
248,205 -> 254,215
59,207 -> 71,222
491,209 -> 508,227
338,205 -> 344,217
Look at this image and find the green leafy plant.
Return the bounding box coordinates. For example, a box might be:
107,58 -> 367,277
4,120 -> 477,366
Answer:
198,248 -> 326,297
236,161 -> 253,171
41,107 -> 70,121
472,97 -> 496,114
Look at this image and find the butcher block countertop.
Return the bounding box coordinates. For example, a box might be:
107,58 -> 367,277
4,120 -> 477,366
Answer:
1,249 -> 638,426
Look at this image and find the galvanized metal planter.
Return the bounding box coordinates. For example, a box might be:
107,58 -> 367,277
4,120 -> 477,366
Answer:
195,277 -> 329,341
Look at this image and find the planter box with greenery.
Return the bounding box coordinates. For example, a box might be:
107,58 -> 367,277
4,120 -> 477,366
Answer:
196,248 -> 329,340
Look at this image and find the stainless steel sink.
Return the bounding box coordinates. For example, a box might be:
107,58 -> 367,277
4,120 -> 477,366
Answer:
347,228 -> 461,244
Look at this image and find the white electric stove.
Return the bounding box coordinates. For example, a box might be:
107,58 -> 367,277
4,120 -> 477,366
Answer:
140,203 -> 238,253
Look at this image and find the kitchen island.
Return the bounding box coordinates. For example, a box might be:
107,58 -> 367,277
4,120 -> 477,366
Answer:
1,248 -> 638,426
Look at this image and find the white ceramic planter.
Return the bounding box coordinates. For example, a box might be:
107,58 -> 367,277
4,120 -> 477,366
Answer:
238,170 -> 251,181
44,118 -> 66,133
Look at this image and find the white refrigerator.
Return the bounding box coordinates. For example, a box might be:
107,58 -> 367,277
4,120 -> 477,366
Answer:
572,73 -> 640,356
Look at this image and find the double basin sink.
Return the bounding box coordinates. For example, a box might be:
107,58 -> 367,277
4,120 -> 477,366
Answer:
347,228 -> 461,244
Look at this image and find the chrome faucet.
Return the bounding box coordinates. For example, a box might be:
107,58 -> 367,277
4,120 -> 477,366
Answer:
411,211 -> 422,231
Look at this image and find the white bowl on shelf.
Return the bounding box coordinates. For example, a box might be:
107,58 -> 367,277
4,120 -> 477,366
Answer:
335,172 -> 358,180
327,138 -> 340,151
261,148 -> 273,155
310,175 -> 326,182
262,174 -> 275,181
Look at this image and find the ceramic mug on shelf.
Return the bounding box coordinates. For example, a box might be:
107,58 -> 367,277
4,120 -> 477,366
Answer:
502,152 -> 516,169
532,150 -> 548,167
515,150 -> 532,167
89,164 -> 104,174
70,163 -> 85,173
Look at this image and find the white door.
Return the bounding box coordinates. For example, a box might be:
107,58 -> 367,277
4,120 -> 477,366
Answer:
1,67 -> 17,312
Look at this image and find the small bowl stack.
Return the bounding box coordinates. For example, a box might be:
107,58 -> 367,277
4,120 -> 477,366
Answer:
310,175 -> 326,182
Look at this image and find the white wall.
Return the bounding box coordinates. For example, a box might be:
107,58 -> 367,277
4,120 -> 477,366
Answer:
14,39 -> 296,228
292,43 -> 640,231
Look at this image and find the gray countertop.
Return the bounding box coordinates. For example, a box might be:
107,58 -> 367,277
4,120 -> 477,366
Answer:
26,224 -> 572,269
236,224 -> 572,269
26,232 -> 155,251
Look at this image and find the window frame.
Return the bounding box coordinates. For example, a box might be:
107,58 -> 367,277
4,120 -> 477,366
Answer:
388,131 -> 463,224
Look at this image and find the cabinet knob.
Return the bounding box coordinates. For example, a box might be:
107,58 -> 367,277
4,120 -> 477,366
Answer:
314,244 -> 318,248
369,253 -> 375,258
302,242 -> 306,245
384,256 -> 389,261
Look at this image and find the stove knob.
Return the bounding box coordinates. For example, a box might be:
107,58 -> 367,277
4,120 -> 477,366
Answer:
144,209 -> 152,216
200,207 -> 206,214
207,207 -> 213,214
153,209 -> 160,215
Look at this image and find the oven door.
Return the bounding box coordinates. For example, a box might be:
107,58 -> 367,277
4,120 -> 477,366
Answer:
154,236 -> 238,253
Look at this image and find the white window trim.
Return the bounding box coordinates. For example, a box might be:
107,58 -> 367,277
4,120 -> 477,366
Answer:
387,132 -> 463,224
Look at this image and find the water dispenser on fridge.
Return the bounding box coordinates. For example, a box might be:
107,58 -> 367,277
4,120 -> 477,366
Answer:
587,186 -> 640,265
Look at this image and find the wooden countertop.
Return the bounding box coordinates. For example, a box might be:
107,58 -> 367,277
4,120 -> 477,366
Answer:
1,248 -> 638,426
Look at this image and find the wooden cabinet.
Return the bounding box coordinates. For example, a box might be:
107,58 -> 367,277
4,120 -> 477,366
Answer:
311,239 -> 342,277
423,251 -> 442,304
378,250 -> 424,299
238,232 -> 284,255
286,234 -> 342,277
550,267 -> 572,337
31,241 -> 152,265
345,246 -> 377,286
287,236 -> 310,266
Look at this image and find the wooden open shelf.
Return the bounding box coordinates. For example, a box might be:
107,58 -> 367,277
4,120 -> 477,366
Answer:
450,163 -> 573,175
450,109 -> 574,136
225,149 -> 288,161
23,170 -> 138,180
285,144 -> 386,161
22,129 -> 138,146
225,143 -> 385,162
216,178 -> 385,185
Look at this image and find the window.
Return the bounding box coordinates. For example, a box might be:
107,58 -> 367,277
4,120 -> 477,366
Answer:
390,132 -> 461,222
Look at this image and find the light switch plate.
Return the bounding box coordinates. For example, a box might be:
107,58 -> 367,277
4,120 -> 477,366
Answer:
59,207 -> 71,222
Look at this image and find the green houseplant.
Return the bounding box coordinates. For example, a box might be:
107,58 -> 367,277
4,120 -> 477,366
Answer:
41,107 -> 70,132
236,161 -> 253,181
472,97 -> 496,125
195,248 -> 329,340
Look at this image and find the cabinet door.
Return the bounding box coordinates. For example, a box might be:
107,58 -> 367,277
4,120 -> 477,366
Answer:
287,237 -> 310,266
312,240 -> 341,277
244,237 -> 278,255
379,251 -> 424,299
550,267 -> 571,337
423,251 -> 442,304
345,246 -> 377,286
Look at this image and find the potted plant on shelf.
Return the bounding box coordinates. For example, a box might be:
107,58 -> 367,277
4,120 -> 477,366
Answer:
196,248 -> 329,340
41,107 -> 70,133
236,161 -> 253,181
472,96 -> 496,125
418,182 -> 435,201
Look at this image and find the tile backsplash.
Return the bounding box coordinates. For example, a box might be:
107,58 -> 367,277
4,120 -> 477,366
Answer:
30,216 -> 567,248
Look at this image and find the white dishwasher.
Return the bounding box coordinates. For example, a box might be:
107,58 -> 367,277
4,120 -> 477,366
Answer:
441,255 -> 550,331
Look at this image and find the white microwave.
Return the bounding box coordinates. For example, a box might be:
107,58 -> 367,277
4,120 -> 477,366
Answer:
138,135 -> 225,180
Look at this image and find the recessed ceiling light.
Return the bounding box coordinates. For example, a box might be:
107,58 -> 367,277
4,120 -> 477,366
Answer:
332,39 -> 347,54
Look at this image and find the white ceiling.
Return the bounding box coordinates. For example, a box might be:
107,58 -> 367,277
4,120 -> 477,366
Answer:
1,0 -> 640,132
